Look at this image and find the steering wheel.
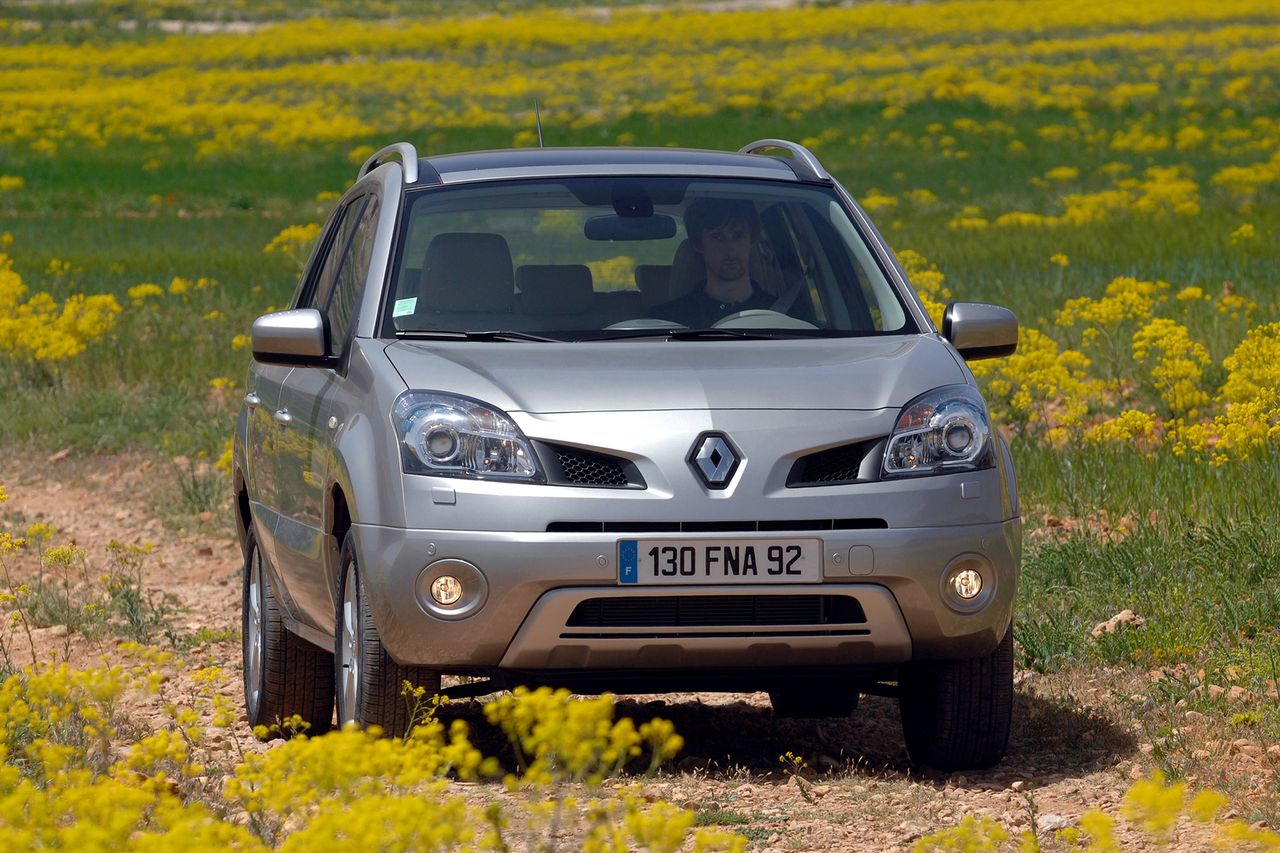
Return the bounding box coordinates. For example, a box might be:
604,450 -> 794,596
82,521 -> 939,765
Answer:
712,309 -> 818,331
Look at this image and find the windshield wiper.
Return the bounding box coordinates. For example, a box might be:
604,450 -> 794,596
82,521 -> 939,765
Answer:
395,329 -> 559,342
591,328 -> 796,341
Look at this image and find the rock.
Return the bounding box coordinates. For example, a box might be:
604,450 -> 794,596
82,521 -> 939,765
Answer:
1091,609 -> 1145,638
1037,814 -> 1071,833
1207,685 -> 1226,700
812,785 -> 831,798
1184,710 -> 1208,723
1227,686 -> 1251,703
1010,780 -> 1026,792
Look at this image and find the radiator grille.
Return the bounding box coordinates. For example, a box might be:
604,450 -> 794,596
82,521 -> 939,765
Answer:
787,439 -> 881,487
556,447 -> 629,486
535,442 -> 643,488
566,595 -> 866,628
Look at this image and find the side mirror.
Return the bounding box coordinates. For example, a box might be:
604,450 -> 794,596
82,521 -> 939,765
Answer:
251,308 -> 330,366
942,301 -> 1018,360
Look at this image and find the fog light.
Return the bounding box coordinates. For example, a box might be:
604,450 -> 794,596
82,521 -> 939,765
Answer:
940,553 -> 994,612
952,568 -> 982,600
416,558 -> 488,620
430,575 -> 463,606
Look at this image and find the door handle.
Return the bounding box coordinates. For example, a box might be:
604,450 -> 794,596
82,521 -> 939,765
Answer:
273,409 -> 293,426
244,392 -> 261,409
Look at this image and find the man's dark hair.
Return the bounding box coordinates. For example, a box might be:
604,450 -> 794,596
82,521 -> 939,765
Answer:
683,198 -> 761,245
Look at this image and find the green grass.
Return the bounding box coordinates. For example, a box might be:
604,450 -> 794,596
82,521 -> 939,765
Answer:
1017,519 -> 1280,670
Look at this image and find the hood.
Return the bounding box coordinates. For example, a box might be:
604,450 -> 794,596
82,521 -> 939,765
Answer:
383,336 -> 964,414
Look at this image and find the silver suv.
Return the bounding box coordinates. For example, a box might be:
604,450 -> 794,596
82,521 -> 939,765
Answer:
234,139 -> 1021,770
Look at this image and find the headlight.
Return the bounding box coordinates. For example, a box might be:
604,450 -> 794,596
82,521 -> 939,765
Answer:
883,384 -> 993,477
393,392 -> 542,480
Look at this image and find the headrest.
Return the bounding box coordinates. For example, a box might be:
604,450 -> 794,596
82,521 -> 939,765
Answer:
516,265 -> 594,315
420,233 -> 514,313
634,265 -> 672,308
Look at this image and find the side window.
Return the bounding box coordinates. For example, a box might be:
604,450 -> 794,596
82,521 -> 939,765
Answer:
326,196 -> 381,358
297,196 -> 367,312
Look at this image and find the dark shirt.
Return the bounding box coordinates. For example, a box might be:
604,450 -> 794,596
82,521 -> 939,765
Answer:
649,280 -> 775,328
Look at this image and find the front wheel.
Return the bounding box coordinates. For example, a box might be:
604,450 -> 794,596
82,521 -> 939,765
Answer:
242,529 -> 334,738
335,532 -> 441,738
898,624 -> 1014,771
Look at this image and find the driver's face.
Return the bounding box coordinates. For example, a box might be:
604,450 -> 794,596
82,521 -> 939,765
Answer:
697,219 -> 753,282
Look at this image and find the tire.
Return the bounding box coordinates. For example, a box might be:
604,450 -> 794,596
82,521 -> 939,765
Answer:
242,529 -> 335,738
898,623 -> 1014,771
334,532 -> 441,738
769,686 -> 859,719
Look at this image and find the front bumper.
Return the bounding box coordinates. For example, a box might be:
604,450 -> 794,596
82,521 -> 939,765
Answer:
352,515 -> 1020,673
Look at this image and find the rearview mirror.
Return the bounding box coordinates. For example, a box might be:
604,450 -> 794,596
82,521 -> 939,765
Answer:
942,302 -> 1018,360
584,214 -> 678,241
251,308 -> 330,366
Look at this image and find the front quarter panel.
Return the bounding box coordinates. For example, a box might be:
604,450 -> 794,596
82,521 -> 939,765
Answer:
333,340 -> 413,530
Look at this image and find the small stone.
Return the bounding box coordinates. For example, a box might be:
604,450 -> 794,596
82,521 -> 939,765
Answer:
812,785 -> 831,798
1037,814 -> 1071,833
1010,780 -> 1026,792
1227,686 -> 1251,703
1208,685 -> 1226,700
1184,710 -> 1208,723
1091,609 -> 1145,638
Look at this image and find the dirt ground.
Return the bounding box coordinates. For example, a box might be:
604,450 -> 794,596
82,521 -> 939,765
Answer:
0,454 -> 1252,851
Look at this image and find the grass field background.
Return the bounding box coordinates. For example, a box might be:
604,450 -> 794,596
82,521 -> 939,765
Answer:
1,0 -> 1279,832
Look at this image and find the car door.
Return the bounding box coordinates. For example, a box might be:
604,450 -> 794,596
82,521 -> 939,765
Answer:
274,193 -> 381,632
243,358 -> 292,573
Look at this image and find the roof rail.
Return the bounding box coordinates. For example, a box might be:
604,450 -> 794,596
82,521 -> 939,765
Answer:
738,139 -> 830,182
358,142 -> 419,184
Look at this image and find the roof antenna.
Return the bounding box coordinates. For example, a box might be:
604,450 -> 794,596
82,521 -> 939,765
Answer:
533,98 -> 544,148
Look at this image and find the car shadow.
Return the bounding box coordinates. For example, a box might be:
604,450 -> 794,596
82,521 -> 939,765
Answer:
435,684 -> 1137,787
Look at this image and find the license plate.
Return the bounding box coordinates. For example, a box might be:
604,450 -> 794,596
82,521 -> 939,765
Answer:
618,538 -> 822,585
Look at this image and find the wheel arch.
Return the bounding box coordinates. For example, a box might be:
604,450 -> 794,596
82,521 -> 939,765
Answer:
234,465 -> 252,554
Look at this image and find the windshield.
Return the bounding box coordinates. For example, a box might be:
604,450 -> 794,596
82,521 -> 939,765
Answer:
382,177 -> 916,340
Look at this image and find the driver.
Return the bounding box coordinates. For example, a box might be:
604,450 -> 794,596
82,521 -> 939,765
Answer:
648,198 -> 776,327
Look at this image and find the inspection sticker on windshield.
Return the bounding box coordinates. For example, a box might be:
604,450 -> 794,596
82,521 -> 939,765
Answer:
618,538 -> 822,584
392,297 -> 417,317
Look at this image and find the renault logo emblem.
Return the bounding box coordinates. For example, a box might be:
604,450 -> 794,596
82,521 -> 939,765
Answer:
688,432 -> 741,489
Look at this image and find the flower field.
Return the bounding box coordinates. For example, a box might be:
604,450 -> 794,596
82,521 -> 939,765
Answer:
1,0 -> 1279,847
